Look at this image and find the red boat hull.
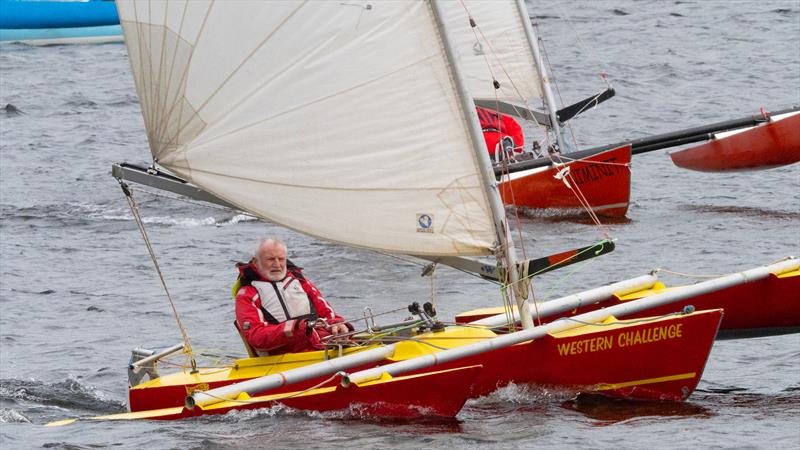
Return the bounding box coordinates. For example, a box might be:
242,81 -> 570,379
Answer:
607,271 -> 800,339
449,309 -> 721,402
124,365 -> 482,421
456,270 -> 799,340
670,112 -> 800,172
498,145 -> 631,218
129,310 -> 721,413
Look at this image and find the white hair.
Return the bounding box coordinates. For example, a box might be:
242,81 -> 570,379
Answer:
255,238 -> 287,259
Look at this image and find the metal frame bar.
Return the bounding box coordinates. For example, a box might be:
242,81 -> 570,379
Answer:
112,163 -> 238,209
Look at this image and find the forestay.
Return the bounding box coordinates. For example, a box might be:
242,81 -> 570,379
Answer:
441,0 -> 543,107
116,0 -> 499,256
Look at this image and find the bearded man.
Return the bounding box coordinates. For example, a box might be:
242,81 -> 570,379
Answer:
234,239 -> 350,355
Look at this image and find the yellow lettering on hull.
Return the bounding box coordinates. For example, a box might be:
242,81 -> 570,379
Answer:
618,323 -> 683,348
557,335 -> 613,356
558,324 -> 684,357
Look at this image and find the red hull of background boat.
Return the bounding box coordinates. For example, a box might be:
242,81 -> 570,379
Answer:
456,271 -> 799,340
600,271 -> 800,339
498,145 -> 631,217
670,113 -> 800,172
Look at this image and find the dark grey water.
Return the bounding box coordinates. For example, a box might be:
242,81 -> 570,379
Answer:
1,1 -> 798,448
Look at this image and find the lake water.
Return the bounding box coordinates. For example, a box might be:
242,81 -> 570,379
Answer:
1,1 -> 798,448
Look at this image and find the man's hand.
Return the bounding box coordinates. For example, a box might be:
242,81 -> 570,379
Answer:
328,322 -> 349,336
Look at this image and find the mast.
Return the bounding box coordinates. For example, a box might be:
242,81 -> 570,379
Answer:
514,0 -> 566,152
429,0 -> 534,329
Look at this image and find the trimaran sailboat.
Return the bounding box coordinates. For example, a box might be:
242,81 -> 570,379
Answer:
49,0 -> 798,425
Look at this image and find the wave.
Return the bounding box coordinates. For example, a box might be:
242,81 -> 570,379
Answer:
679,204 -> 800,220
0,408 -> 31,423
0,378 -> 125,414
98,213 -> 257,227
61,94 -> 98,110
1,201 -> 257,228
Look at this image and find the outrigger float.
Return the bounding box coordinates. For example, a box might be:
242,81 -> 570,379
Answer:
458,258 -> 800,340
48,1 -> 798,425
670,110 -> 800,172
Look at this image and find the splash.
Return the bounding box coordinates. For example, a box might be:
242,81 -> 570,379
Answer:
0,408 -> 31,423
472,382 -> 578,405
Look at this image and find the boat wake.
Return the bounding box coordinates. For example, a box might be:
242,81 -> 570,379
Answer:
514,206 -> 633,224
461,383 -> 579,421
476,382 -> 578,404
214,401 -> 462,430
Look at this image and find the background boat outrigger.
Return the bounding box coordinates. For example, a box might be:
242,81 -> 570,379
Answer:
496,105 -> 800,217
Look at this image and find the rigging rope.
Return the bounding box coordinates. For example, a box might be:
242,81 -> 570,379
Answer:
651,267 -> 727,279
528,14 -> 617,239
118,180 -> 198,373
428,262 -> 437,310
553,154 -> 631,169
127,183 -> 253,215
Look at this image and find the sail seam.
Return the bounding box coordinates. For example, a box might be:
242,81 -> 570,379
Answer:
186,54 -> 439,151
169,1 -> 309,154
179,168 -> 481,192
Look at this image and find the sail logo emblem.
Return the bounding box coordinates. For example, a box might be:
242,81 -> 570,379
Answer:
417,214 -> 434,233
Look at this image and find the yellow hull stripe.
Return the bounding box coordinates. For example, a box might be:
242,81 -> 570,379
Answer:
595,372 -> 696,391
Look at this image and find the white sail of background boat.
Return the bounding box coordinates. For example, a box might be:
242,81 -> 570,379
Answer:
441,1 -> 544,108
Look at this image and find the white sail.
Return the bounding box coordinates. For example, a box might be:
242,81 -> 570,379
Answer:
441,0 -> 543,107
116,0 -> 500,256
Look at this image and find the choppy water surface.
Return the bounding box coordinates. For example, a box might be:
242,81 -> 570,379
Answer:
1,1 -> 798,448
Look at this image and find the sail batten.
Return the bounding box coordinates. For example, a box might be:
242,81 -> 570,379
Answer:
118,0 -> 507,256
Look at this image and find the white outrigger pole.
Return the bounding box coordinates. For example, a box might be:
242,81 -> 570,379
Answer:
429,0 -> 534,330
514,0 -> 567,152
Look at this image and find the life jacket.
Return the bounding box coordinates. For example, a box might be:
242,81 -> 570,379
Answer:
233,260 -> 319,325
475,106 -> 525,160
476,106 -> 504,133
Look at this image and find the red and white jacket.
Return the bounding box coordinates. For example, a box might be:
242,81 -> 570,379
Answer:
234,261 -> 347,355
